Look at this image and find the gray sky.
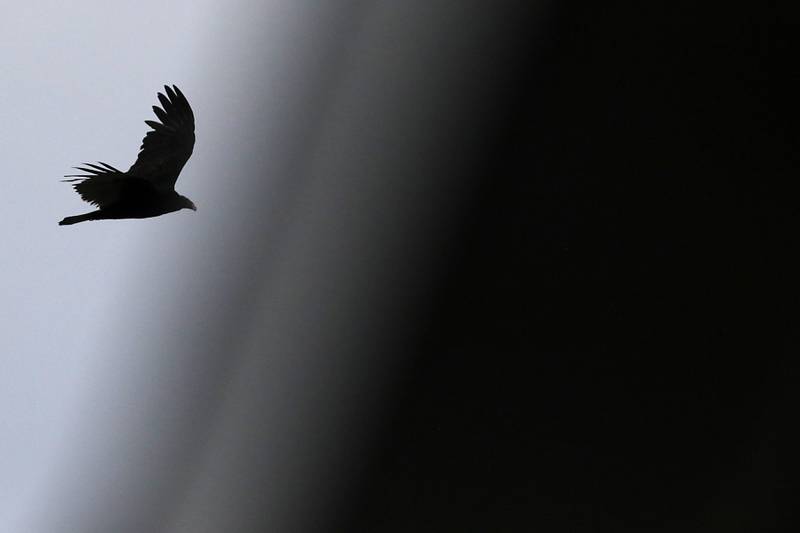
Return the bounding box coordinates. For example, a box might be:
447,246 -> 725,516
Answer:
0,1 -> 298,528
1,2 -> 528,530
2,2 -> 412,530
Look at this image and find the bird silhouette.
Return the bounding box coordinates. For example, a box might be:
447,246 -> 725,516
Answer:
59,85 -> 196,225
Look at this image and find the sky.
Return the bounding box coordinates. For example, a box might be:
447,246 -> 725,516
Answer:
1,2 -> 482,531
0,1 -> 297,529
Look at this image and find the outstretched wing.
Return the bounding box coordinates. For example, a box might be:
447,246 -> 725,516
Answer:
63,162 -> 127,208
128,85 -> 195,191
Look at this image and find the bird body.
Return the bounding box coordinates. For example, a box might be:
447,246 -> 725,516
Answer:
60,85 -> 196,225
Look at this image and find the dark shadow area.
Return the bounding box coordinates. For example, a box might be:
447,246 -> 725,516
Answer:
337,3 -> 797,531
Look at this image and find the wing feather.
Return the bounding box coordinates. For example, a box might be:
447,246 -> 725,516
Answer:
152,105 -> 170,125
128,85 -> 195,190
62,162 -> 127,208
157,93 -> 173,114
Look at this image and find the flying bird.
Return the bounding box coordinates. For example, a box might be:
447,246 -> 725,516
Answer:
59,85 -> 196,225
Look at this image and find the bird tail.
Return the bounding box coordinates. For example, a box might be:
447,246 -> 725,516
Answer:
59,211 -> 101,226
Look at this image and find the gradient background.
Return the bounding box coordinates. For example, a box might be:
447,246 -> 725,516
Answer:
1,2 -> 796,532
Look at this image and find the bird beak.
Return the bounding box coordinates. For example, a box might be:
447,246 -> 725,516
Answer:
189,201 -> 197,211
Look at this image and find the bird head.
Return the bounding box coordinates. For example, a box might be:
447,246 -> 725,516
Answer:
179,195 -> 197,211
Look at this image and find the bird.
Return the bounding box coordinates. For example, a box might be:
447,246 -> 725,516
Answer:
59,85 -> 196,226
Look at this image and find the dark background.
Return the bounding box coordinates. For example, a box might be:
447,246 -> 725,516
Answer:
338,3 -> 797,531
